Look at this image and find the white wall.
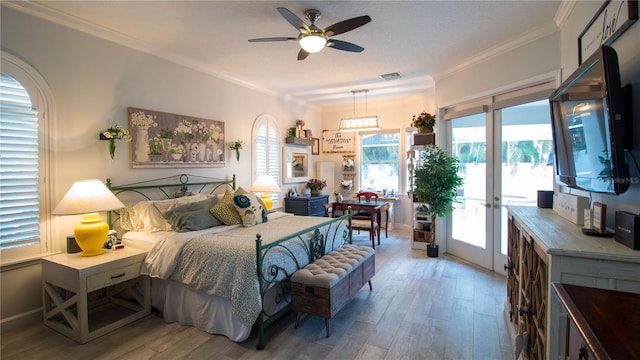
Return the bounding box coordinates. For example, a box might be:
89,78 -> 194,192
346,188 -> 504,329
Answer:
320,92 -> 436,227
1,7 -> 322,330
557,1 -> 640,224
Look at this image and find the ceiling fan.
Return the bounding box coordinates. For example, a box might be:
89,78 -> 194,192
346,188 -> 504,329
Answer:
248,7 -> 371,60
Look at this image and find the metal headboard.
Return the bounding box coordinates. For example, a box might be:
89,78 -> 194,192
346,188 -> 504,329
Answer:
106,173 -> 236,229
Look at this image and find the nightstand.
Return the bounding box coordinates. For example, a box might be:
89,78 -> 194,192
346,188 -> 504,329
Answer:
284,195 -> 329,216
42,247 -> 150,344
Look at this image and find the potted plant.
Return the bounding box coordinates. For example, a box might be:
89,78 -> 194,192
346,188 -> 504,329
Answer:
411,112 -> 436,134
305,178 -> 327,196
413,145 -> 463,257
148,136 -> 163,162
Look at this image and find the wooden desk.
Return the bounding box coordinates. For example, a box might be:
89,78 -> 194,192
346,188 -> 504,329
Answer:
552,283 -> 640,360
333,199 -> 390,240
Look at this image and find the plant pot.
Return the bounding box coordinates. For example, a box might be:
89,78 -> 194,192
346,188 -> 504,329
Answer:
427,243 -> 439,257
311,190 -> 322,196
418,126 -> 434,134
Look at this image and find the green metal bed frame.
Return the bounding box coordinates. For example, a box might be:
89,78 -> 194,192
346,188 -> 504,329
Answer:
105,173 -> 353,350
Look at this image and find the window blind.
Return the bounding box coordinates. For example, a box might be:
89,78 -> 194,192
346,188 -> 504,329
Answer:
254,118 -> 280,202
0,73 -> 40,250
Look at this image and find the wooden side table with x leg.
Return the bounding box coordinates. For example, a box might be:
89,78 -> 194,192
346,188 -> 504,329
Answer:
41,247 -> 150,344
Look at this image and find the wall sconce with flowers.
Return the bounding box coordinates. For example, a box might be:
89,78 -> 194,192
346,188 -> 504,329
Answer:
100,124 -> 131,159
229,140 -> 244,161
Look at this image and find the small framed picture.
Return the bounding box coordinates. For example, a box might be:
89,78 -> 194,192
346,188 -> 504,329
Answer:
311,137 -> 320,155
592,202 -> 607,233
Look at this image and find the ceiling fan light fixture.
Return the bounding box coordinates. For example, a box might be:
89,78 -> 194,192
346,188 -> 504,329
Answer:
299,33 -> 327,53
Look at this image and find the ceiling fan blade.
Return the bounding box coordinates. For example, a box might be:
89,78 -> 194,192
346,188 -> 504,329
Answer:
297,49 -> 310,61
248,37 -> 296,42
277,7 -> 310,32
327,39 -> 364,52
324,15 -> 371,37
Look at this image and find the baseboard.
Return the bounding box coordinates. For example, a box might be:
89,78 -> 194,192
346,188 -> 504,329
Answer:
0,308 -> 42,333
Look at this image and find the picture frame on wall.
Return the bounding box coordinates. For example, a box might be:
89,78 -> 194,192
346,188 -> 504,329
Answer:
128,107 -> 225,169
311,138 -> 320,155
578,0 -> 638,65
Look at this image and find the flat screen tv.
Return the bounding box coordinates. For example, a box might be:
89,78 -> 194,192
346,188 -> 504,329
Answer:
549,45 -> 632,195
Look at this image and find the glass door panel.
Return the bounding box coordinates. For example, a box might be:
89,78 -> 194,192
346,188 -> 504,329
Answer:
449,112 -> 492,269
497,100 -> 553,269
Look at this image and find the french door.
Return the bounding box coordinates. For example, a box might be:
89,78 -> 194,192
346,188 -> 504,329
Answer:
445,99 -> 553,272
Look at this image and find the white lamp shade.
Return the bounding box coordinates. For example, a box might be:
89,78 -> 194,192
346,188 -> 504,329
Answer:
52,179 -> 124,215
339,116 -> 382,132
299,34 -> 327,53
250,174 -> 281,193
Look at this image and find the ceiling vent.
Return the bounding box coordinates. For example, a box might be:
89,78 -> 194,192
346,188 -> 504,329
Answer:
380,72 -> 401,80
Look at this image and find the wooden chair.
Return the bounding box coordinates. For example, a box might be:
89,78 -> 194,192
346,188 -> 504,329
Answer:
356,191 -> 379,202
326,202 -> 379,249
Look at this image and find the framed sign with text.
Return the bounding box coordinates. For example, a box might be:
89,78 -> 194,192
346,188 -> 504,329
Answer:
321,130 -> 356,153
578,0 -> 638,65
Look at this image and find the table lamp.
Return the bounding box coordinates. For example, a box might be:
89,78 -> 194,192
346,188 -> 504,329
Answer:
52,179 -> 125,256
250,174 -> 281,211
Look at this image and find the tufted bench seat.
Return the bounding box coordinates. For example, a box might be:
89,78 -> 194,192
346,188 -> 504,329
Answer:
290,244 -> 375,337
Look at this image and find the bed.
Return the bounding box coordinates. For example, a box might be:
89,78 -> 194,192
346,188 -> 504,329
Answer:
106,174 -> 352,350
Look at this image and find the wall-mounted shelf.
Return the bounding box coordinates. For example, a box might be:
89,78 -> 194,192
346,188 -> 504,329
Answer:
285,137 -> 313,146
413,133 -> 435,146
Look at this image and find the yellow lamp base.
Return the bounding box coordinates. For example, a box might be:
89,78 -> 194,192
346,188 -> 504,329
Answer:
74,213 -> 108,256
259,193 -> 273,211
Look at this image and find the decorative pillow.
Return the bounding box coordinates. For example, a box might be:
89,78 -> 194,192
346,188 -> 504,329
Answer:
118,204 -> 138,231
130,195 -> 206,232
163,196 -> 222,232
233,192 -> 267,227
210,188 -> 246,225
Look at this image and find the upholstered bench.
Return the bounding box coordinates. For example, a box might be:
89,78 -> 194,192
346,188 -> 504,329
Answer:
290,244 -> 375,336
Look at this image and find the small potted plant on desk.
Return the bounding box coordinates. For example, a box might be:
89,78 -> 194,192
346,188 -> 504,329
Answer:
413,145 -> 463,257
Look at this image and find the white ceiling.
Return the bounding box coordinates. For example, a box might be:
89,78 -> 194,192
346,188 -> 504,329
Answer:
8,1 -> 565,108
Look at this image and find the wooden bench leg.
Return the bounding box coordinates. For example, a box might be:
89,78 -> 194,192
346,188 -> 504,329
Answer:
325,318 -> 331,337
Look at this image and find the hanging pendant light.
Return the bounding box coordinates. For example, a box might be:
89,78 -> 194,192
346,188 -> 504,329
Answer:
339,90 -> 382,132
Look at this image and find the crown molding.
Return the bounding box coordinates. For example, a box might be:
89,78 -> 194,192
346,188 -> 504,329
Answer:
434,21 -> 559,82
554,0 -> 576,28
2,1 -> 303,106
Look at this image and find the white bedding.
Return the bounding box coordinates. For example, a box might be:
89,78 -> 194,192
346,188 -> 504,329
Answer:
120,211 -> 346,342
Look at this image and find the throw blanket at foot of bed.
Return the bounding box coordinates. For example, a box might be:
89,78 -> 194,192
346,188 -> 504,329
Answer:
291,244 -> 375,337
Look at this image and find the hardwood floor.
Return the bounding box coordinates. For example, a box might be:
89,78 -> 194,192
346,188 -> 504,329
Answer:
1,229 -> 513,360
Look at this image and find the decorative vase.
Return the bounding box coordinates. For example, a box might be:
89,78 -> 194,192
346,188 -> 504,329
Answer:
171,153 -> 182,161
135,125 -> 151,162
311,189 -> 322,196
234,148 -> 240,161
198,143 -> 207,162
149,154 -> 162,162
108,138 -> 116,160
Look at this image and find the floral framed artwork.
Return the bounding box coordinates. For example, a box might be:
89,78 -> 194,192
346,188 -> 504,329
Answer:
283,145 -> 309,183
128,107 -> 225,169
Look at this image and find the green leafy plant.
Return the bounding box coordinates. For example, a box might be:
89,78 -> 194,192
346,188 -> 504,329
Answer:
413,145 -> 464,247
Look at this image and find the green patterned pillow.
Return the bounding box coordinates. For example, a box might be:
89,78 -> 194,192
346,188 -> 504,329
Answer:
210,188 -> 246,225
233,192 -> 267,227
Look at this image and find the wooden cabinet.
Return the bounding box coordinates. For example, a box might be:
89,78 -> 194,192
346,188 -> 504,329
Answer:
553,283 -> 640,360
506,206 -> 640,359
284,195 -> 329,216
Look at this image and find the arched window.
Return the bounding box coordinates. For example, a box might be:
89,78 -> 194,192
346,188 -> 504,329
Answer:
1,54 -> 53,263
252,114 -> 281,205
